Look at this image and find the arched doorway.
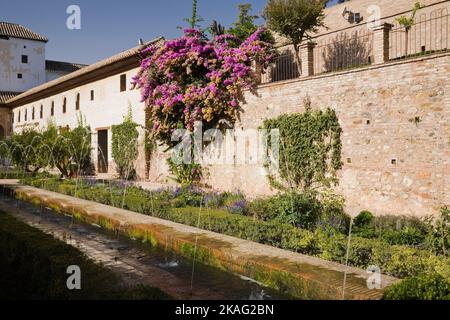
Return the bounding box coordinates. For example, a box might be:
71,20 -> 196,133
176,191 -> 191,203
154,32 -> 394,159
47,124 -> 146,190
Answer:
0,125 -> 4,140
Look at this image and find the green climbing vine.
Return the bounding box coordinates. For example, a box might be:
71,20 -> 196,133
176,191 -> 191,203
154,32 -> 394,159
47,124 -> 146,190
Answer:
111,110 -> 139,180
262,99 -> 343,192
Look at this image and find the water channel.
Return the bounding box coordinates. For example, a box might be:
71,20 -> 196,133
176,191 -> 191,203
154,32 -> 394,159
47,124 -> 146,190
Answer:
0,193 -> 290,300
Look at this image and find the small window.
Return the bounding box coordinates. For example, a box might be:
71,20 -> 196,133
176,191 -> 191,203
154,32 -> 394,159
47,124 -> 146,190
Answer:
18,111 -> 21,123
0,35 -> 9,40
17,73 -> 23,79
21,55 -> 28,63
63,97 -> 67,114
51,101 -> 54,116
120,74 -> 127,92
32,107 -> 35,120
90,90 -> 95,101
76,93 -> 80,110
25,109 -> 27,121
391,159 -> 397,165
40,105 -> 43,119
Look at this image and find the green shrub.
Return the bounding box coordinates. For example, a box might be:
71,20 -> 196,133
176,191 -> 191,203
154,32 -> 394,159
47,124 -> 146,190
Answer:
384,273 -> 450,300
111,112 -> 139,180
353,211 -> 431,247
425,207 -> 450,256
317,191 -> 350,233
354,211 -> 375,227
247,192 -> 322,230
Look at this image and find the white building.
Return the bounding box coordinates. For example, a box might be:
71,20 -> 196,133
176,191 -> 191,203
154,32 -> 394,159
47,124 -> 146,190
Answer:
6,32 -> 163,178
0,22 -> 85,139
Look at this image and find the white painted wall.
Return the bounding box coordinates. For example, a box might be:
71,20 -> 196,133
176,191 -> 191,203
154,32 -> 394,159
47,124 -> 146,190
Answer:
12,67 -> 147,178
0,37 -> 46,92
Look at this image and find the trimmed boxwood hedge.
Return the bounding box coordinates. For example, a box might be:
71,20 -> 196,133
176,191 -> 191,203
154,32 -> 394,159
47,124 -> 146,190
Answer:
19,177 -> 450,284
384,273 -> 450,300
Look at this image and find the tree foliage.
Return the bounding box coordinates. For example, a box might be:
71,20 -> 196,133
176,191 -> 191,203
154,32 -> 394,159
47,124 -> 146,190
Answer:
47,120 -> 92,178
111,111 -> 139,180
262,99 -> 343,191
180,0 -> 204,29
228,3 -> 274,44
3,119 -> 92,178
263,0 -> 327,73
132,28 -> 273,147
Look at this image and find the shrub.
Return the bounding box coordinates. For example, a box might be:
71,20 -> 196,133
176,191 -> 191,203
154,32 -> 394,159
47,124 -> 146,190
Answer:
425,207 -> 450,256
353,211 -> 430,247
384,273 -> 450,300
167,158 -> 202,186
317,190 -> 350,233
248,192 -> 322,230
111,112 -> 139,180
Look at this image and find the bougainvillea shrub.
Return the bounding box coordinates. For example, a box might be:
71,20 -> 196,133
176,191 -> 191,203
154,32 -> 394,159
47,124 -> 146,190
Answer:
132,28 -> 274,146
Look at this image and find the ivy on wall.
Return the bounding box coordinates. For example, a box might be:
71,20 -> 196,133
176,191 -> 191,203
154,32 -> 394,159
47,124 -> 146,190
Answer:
262,99 -> 343,192
111,111 -> 139,180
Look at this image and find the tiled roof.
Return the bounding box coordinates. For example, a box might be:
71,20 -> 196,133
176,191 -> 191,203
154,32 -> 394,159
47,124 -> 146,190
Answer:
7,37 -> 164,106
0,91 -> 22,104
46,60 -> 88,73
0,22 -> 48,42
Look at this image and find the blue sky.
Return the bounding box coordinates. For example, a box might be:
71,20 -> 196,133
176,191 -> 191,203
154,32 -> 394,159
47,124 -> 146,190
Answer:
1,0 -> 338,65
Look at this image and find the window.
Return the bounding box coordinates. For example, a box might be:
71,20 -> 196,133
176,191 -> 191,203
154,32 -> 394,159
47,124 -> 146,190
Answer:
90,90 -> 95,101
40,105 -> 43,119
17,111 -> 21,123
51,101 -> 54,116
17,73 -> 23,79
63,97 -> 67,113
32,107 -> 35,120
25,109 -> 27,121
76,93 -> 80,110
0,35 -> 9,40
21,55 -> 28,63
120,74 -> 127,92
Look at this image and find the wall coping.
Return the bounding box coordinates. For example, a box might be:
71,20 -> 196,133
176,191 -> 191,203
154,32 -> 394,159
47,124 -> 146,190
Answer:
256,51 -> 450,90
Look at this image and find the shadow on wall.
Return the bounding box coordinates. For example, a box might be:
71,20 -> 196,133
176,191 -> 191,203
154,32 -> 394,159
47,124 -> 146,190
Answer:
321,32 -> 373,73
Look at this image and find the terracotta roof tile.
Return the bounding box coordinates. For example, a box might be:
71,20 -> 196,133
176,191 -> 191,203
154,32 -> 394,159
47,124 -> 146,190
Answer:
0,91 -> 22,104
7,37 -> 164,106
45,60 -> 88,73
0,22 -> 48,42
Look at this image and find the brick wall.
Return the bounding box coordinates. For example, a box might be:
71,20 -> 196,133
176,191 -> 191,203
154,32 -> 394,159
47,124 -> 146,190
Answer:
148,52 -> 450,218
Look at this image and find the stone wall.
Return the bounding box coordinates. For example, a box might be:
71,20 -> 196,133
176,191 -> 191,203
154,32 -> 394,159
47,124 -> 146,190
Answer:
148,52 -> 450,218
